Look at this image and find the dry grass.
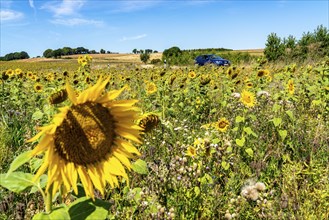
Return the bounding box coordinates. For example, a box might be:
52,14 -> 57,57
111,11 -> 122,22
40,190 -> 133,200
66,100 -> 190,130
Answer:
232,49 -> 264,56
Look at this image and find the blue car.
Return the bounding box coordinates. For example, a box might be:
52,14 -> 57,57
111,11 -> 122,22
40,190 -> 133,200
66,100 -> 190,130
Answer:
195,54 -> 231,66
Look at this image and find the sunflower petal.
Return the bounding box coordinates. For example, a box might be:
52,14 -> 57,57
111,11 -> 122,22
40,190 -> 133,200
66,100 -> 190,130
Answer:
87,166 -> 104,196
66,82 -> 77,104
77,166 -> 94,199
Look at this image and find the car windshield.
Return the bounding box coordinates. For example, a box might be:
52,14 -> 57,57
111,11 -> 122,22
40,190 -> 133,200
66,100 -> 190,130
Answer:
209,55 -> 223,59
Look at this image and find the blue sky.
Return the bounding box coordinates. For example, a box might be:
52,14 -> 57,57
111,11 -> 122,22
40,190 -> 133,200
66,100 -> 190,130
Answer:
1,0 -> 328,57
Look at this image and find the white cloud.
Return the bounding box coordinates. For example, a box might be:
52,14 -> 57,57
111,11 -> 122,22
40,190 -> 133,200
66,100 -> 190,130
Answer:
0,9 -> 24,21
29,0 -> 35,9
50,18 -> 103,26
120,34 -> 147,41
112,1 -> 160,13
42,0 -> 85,17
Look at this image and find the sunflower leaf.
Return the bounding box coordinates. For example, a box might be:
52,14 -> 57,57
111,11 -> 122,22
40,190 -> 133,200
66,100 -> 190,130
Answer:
30,174 -> 47,194
235,115 -> 245,123
221,161 -> 230,170
279,130 -> 288,141
272,117 -> 282,127
131,159 -> 148,175
32,109 -> 44,120
68,197 -> 110,220
32,206 -> 69,220
243,127 -> 258,137
245,148 -> 254,157
235,137 -> 245,147
6,150 -> 32,177
0,172 -> 34,193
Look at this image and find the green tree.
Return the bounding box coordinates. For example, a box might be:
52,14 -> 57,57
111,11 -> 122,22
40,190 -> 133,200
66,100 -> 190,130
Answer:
313,25 -> 329,56
264,33 -> 284,61
43,49 -> 53,58
297,31 -> 315,59
62,47 -> 73,55
52,49 -> 62,58
132,48 -> 138,54
162,46 -> 182,64
140,52 -> 150,64
283,35 -> 297,58
100,49 -> 106,54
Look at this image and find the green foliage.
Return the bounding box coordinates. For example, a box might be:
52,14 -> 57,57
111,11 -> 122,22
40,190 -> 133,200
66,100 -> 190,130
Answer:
264,25 -> 329,62
264,32 -> 285,61
150,58 -> 162,65
0,51 -> 30,61
140,52 -> 150,64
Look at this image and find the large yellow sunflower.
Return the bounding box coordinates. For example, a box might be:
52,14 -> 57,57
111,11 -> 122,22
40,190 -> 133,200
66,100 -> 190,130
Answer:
240,90 -> 256,108
28,77 -> 142,199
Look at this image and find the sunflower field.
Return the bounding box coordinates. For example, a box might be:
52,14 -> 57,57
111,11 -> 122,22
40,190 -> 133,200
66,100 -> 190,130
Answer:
0,55 -> 329,220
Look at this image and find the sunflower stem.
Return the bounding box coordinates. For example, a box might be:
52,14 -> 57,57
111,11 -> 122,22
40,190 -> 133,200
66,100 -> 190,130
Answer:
45,185 -> 53,213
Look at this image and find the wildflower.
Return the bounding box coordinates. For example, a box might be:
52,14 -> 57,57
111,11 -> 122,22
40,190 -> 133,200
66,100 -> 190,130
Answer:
231,92 -> 241,98
145,82 -> 157,95
213,118 -> 229,132
46,73 -> 55,81
188,70 -> 197,79
49,89 -> 68,105
257,69 -> 269,77
15,68 -> 23,75
287,79 -> 294,95
138,113 -> 160,133
226,67 -> 233,76
34,83 -> 43,92
240,90 -> 256,108
6,69 -> 14,77
254,182 -> 266,191
27,71 -> 34,79
27,77 -> 142,199
245,81 -> 253,89
200,78 -> 211,86
256,90 -> 270,97
186,146 -> 197,157
241,185 -> 259,201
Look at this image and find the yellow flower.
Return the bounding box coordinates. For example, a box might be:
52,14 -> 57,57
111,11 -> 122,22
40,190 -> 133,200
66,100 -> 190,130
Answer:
27,71 -> 34,79
213,118 -> 229,132
28,77 -> 142,199
226,67 -> 233,76
287,79 -> 294,95
15,68 -> 23,75
145,82 -> 157,95
188,71 -> 197,79
245,81 -> 253,89
46,73 -> 55,81
138,113 -> 160,133
6,69 -> 15,77
186,146 -> 197,157
193,138 -> 205,147
240,90 -> 256,108
34,83 -> 44,92
257,69 -> 269,78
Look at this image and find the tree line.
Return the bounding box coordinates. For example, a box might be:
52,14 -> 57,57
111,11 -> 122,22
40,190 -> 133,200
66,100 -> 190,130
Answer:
0,51 -> 29,61
43,47 -> 118,58
264,25 -> 329,62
